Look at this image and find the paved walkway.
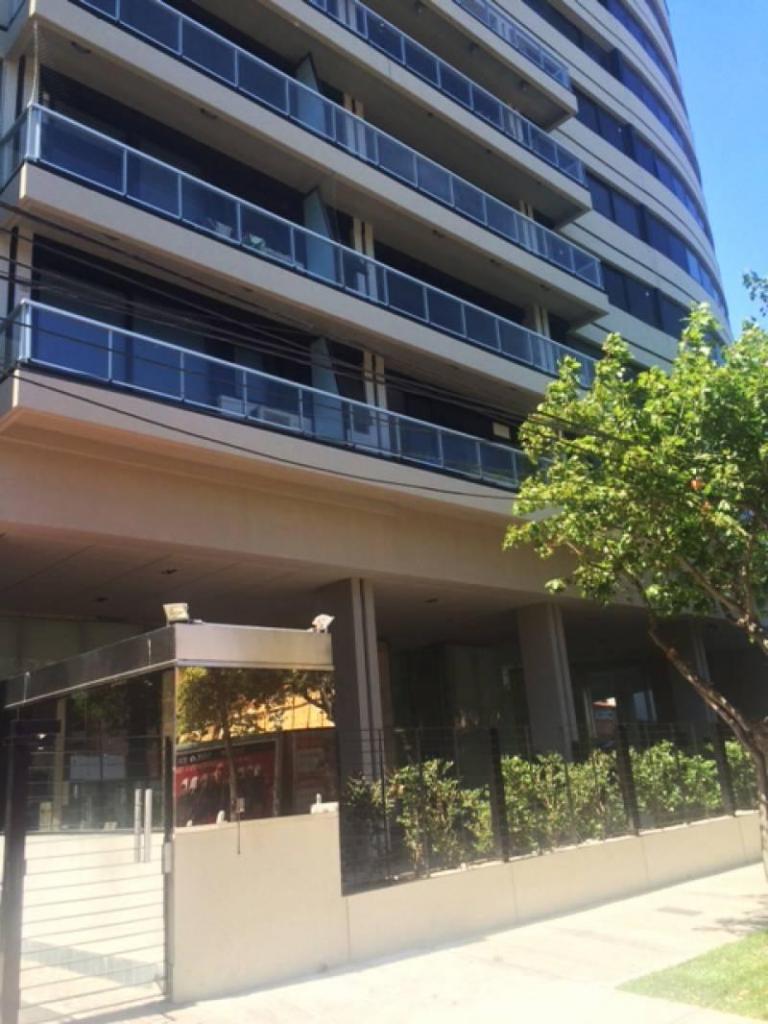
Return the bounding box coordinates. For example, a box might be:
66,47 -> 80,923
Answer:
101,864 -> 768,1024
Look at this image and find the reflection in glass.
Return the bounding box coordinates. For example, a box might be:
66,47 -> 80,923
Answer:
175,666 -> 336,826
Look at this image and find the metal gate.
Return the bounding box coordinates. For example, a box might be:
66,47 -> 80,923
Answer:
1,724 -> 170,1024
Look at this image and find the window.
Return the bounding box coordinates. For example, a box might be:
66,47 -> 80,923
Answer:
574,89 -> 712,242
613,192 -> 642,235
658,294 -> 688,337
587,175 -> 613,218
603,265 -> 627,309
624,276 -> 657,323
591,181 -> 725,311
524,0 -> 696,176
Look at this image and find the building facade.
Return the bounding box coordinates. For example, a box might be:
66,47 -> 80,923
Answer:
0,0 -> 754,760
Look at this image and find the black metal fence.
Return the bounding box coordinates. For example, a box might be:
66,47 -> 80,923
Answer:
337,722 -> 758,893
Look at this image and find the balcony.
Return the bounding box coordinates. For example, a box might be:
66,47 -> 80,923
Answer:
452,0 -> 570,86
72,0 -> 584,191
299,0 -> 580,178
3,105 -> 598,387
66,0 -> 599,287
3,301 -> 529,491
451,0 -> 570,87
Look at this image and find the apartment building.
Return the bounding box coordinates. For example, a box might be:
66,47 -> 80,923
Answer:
0,0 -> 755,762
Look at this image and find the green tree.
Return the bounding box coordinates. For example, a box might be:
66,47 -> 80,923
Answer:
504,305 -> 768,876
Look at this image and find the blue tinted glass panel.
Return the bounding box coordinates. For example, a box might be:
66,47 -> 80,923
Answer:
184,352 -> 242,409
341,251 -> 372,297
442,434 -> 479,476
112,333 -> 182,397
182,21 -> 236,83
241,209 -> 293,263
472,88 -> 502,129
427,292 -> 464,335
465,308 -> 499,349
121,0 -> 180,50
238,54 -> 289,112
452,181 -> 485,223
417,160 -> 452,204
246,375 -> 302,427
387,272 -> 426,320
367,16 -> 403,60
181,179 -> 239,241
126,153 -> 179,216
377,136 -> 417,184
439,66 -> 471,106
499,322 -> 532,363
403,40 -> 438,84
400,422 -> 440,466
32,309 -> 109,378
39,116 -> 124,193
292,88 -> 333,137
485,197 -> 519,243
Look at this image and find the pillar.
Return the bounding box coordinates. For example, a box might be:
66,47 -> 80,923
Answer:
518,603 -> 578,756
316,578 -> 383,775
665,618 -> 716,725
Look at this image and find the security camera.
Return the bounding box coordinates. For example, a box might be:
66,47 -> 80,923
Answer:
309,614 -> 334,633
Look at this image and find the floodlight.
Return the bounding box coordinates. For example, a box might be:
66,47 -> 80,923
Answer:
163,602 -> 190,624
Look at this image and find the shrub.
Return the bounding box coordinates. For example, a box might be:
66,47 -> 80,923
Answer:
341,739 -> 754,880
629,741 -> 721,826
388,759 -> 492,873
500,750 -> 626,853
725,740 -> 758,810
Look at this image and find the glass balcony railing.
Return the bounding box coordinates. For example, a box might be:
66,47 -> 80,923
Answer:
4,300 -> 529,492
303,0 -> 581,180
4,105 -> 598,388
0,0 -> 25,30
70,0 -> 599,286
78,3 -> 596,287
452,0 -> 569,86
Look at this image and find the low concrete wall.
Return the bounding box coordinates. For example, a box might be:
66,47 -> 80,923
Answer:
170,811 -> 761,1003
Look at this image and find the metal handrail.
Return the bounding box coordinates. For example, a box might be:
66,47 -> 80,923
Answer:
303,0 -> 579,177
6,104 -> 598,388
69,0 -> 593,220
69,0 -> 598,283
6,299 -> 530,491
452,0 -> 570,86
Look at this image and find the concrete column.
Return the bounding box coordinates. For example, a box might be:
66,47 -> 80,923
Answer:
317,579 -> 383,775
518,603 -> 578,756
665,619 -> 716,725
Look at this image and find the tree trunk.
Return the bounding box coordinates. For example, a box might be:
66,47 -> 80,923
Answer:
647,621 -> 768,878
751,746 -> 768,881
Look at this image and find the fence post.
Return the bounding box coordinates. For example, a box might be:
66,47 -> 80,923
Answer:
561,732 -> 579,846
1,719 -> 61,1024
615,724 -> 641,835
711,724 -> 736,815
377,729 -> 392,880
488,727 -> 510,862
415,728 -> 431,876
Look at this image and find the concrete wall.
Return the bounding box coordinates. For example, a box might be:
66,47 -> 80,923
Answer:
170,809 -> 761,1003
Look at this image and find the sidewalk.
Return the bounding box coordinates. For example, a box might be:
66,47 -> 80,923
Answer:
127,863 -> 768,1024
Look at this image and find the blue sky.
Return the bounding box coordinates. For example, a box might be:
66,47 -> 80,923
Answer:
669,1 -> 768,332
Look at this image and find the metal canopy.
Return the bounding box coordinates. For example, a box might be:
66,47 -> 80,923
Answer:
1,623 -> 333,709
